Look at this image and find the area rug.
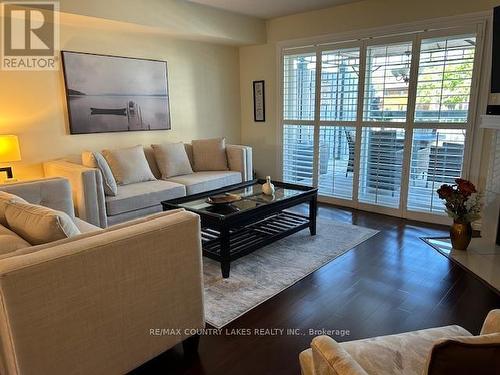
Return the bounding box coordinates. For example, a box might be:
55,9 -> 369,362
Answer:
203,218 -> 378,328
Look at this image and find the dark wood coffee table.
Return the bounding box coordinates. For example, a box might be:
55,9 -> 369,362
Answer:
162,179 -> 318,278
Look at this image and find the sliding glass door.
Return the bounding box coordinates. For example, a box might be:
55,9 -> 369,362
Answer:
281,26 -> 482,220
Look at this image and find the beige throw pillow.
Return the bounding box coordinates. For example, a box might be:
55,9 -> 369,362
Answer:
151,142 -> 193,179
82,151 -> 118,196
5,201 -> 81,245
0,191 -> 27,227
102,145 -> 156,185
191,137 -> 228,171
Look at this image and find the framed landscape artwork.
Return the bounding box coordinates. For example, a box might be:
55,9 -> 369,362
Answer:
61,51 -> 171,134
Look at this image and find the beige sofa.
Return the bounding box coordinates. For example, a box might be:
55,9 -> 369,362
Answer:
300,310 -> 500,375
43,143 -> 253,227
0,178 -> 204,375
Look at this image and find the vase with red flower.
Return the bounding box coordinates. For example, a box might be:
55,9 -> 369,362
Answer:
436,178 -> 482,251
449,220 -> 473,251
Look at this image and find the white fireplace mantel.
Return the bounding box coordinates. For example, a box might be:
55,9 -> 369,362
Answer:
480,114 -> 500,130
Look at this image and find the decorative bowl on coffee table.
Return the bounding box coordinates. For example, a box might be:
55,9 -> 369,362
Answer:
206,193 -> 242,205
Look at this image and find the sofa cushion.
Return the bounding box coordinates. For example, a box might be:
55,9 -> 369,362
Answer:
0,191 -> 27,226
167,171 -> 241,195
192,137 -> 228,172
425,333 -> 500,375
340,325 -> 471,375
107,206 -> 163,226
105,180 -> 186,216
82,151 -> 118,196
0,224 -> 31,255
102,145 -> 156,185
152,142 -> 193,178
5,201 -> 81,245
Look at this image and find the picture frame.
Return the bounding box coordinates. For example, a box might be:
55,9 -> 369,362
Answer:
253,80 -> 265,122
61,50 -> 171,134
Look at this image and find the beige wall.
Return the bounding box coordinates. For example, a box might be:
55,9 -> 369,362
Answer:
0,15 -> 242,179
240,43 -> 279,178
240,0 -> 500,179
267,0 -> 500,42
57,0 -> 266,45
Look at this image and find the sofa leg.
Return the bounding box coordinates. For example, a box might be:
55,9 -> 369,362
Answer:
182,334 -> 200,358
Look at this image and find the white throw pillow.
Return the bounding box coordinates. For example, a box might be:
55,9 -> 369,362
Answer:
82,151 -> 118,196
151,142 -> 193,179
191,137 -> 228,172
0,191 -> 27,227
5,201 -> 81,245
102,145 -> 156,185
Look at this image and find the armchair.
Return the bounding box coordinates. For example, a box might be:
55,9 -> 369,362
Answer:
0,178 -> 205,374
300,310 -> 500,375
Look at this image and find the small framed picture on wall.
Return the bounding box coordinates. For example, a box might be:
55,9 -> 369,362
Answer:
253,80 -> 265,122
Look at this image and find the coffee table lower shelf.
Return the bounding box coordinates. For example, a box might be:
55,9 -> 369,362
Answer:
201,211 -> 310,276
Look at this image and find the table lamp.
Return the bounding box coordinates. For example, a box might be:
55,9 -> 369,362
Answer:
0,135 -> 21,182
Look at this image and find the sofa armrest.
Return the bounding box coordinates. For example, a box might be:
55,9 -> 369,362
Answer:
226,144 -> 253,181
310,336 -> 368,375
43,160 -> 107,228
0,177 -> 75,218
0,210 -> 204,375
481,309 -> 500,335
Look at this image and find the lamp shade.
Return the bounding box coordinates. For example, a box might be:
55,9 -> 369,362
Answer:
0,135 -> 21,163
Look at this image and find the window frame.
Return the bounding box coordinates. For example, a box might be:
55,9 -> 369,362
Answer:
277,19 -> 486,224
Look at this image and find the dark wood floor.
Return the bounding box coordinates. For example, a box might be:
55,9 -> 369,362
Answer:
131,204 -> 500,375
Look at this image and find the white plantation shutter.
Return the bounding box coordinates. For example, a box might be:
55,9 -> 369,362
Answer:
283,124 -> 315,185
283,53 -> 316,121
363,42 -> 412,122
407,129 -> 466,213
320,48 -> 360,121
281,25 -> 481,221
318,126 -> 356,199
282,52 -> 317,186
317,47 -> 360,199
406,35 -> 474,214
415,35 -> 476,123
358,127 -> 405,208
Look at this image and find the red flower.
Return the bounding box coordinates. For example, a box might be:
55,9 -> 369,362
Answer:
437,184 -> 454,199
455,178 -> 476,197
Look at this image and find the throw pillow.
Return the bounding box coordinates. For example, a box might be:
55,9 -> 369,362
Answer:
5,201 -> 81,245
191,137 -> 228,171
425,333 -> 500,375
0,191 -> 27,227
102,145 -> 156,185
151,142 -> 193,178
0,224 -> 31,255
82,151 -> 118,196
143,146 -> 162,179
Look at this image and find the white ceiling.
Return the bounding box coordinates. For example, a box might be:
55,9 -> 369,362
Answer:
186,0 -> 362,19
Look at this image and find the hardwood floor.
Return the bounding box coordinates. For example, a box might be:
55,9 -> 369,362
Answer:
131,204 -> 500,375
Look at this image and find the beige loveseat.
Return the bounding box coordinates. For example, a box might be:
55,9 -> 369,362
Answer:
0,178 -> 204,375
300,310 -> 500,375
43,143 -> 252,227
